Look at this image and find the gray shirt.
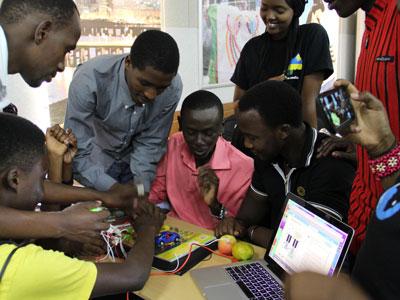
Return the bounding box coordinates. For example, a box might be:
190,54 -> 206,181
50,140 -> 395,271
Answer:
65,54 -> 182,191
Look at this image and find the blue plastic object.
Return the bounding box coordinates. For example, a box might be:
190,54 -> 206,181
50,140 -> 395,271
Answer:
155,231 -> 181,248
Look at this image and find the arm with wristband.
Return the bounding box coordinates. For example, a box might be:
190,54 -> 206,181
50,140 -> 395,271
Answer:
336,79 -> 399,190
197,166 -> 226,220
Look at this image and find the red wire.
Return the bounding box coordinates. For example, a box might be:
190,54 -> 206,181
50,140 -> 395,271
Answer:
150,242 -> 237,276
125,243 -> 237,297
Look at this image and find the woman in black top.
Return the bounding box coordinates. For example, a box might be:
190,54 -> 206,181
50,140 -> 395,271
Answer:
231,0 -> 333,128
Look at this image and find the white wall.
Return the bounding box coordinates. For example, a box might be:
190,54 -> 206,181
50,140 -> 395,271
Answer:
338,15 -> 357,82
7,74 -> 51,131
163,0 -> 235,110
355,11 -> 366,78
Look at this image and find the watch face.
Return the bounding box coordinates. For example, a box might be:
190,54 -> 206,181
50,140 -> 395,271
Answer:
210,201 -> 223,217
218,206 -> 227,220
211,203 -> 226,220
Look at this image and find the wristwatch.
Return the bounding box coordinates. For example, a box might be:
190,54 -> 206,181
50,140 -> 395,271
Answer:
209,200 -> 226,220
135,183 -> 145,197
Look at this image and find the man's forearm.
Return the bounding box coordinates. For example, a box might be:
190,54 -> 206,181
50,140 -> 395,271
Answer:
237,188 -> 270,225
43,180 -> 102,204
250,226 -> 273,248
62,162 -> 74,184
48,153 -> 63,183
366,135 -> 399,190
381,171 -> 400,190
0,206 -> 64,239
124,226 -> 158,278
92,226 -> 158,297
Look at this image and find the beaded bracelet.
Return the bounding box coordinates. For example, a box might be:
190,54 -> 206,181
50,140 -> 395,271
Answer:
369,143 -> 400,179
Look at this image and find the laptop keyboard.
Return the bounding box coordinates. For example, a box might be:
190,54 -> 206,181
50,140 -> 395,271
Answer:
225,262 -> 284,300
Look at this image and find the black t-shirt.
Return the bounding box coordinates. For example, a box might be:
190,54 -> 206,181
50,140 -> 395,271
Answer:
352,180 -> 400,300
251,124 -> 355,228
231,23 -> 333,92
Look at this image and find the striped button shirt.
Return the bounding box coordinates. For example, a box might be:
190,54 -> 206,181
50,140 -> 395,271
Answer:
349,0 -> 400,253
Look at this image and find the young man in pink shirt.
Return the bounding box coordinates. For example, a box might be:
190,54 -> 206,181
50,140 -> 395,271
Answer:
149,90 -> 254,229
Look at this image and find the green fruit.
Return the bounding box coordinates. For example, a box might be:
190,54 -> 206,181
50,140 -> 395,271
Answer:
232,242 -> 254,261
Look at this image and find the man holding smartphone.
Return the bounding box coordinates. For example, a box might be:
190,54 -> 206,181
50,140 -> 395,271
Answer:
320,0 -> 400,254
286,79 -> 400,300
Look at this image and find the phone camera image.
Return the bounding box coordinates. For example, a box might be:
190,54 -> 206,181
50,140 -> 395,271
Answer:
317,87 -> 355,133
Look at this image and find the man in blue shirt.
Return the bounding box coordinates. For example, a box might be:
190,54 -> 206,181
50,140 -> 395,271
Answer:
65,30 -> 183,193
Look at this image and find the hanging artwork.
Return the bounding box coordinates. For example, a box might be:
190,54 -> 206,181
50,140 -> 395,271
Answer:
202,0 -> 265,86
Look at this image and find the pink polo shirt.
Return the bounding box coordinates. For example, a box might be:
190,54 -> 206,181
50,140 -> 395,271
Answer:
149,132 -> 254,229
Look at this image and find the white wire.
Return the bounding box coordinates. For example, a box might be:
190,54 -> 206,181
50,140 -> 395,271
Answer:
152,253 -> 180,273
152,237 -> 220,273
97,231 -> 115,262
119,239 -> 128,259
97,224 -> 132,262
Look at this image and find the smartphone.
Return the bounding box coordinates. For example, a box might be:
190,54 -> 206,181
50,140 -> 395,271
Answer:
317,87 -> 355,134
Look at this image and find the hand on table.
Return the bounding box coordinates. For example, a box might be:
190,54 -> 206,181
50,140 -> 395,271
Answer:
131,200 -> 165,234
59,201 -> 110,244
215,217 -> 247,238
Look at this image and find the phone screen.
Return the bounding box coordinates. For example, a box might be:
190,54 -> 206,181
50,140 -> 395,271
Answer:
317,87 -> 355,133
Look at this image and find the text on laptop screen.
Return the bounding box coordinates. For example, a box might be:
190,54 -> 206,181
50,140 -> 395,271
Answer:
268,199 -> 348,277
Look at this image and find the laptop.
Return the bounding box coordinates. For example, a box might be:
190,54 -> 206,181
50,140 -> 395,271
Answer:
191,193 -> 354,300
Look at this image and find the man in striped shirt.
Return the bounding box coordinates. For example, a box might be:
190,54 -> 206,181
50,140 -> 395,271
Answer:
323,0 -> 400,253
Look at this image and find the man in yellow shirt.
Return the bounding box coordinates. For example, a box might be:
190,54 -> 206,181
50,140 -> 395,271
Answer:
0,0 -> 147,256
0,244 -> 97,299
0,113 -> 165,299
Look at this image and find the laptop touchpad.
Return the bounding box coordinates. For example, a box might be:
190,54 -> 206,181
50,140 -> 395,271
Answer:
204,284 -> 248,300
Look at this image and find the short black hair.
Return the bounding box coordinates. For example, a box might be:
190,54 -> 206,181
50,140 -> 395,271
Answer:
0,0 -> 78,27
0,113 -> 45,173
130,30 -> 180,75
181,90 -> 223,124
238,81 -> 302,128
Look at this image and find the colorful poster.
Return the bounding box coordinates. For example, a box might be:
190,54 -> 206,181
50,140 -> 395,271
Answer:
202,0 -> 264,85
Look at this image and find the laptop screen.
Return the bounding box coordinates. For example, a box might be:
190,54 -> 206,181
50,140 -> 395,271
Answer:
268,198 -> 348,277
